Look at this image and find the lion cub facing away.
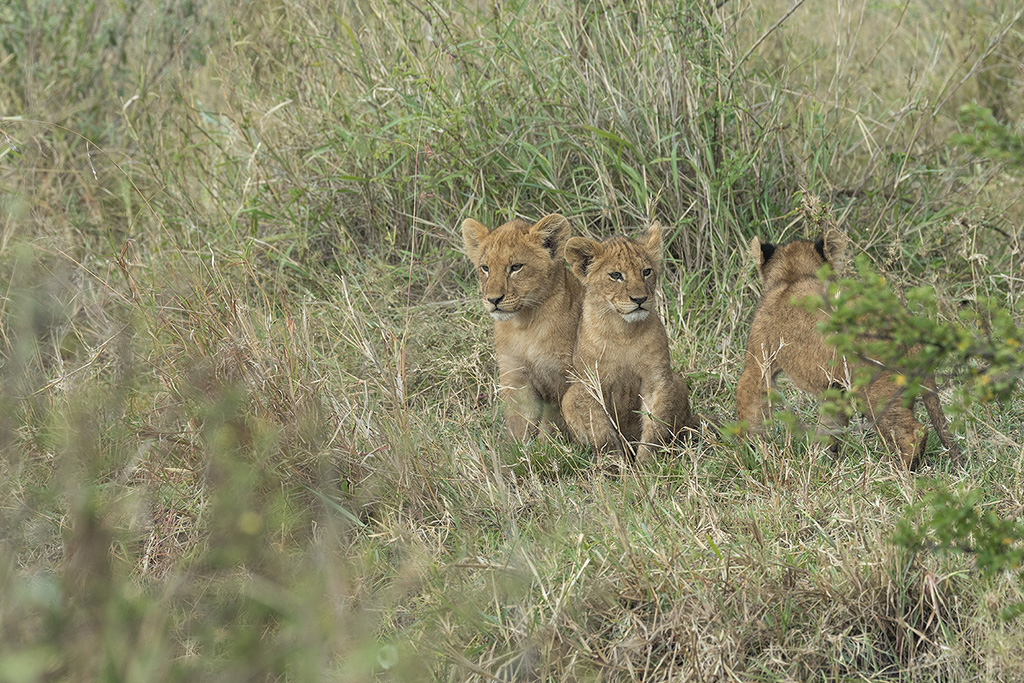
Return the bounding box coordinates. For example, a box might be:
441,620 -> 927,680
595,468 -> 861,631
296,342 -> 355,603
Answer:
561,224 -> 697,461
462,214 -> 583,441
735,228 -> 961,468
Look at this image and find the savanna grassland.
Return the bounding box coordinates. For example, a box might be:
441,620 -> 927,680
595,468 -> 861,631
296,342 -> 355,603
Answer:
2,0 -> 1023,680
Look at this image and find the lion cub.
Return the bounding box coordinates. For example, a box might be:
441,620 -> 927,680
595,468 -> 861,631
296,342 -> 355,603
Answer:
462,214 -> 583,441
735,227 -> 961,468
561,224 -> 696,461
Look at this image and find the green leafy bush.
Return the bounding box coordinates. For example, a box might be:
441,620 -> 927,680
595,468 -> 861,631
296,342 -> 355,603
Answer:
821,254 -> 1023,413
895,488 -> 1024,620
817,240 -> 1024,620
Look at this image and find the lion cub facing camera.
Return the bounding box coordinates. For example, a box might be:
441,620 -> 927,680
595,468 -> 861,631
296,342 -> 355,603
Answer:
462,214 -> 583,441
735,227 -> 961,468
561,224 -> 696,462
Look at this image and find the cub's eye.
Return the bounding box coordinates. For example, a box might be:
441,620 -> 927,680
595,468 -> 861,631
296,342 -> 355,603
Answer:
609,272 -> 623,281
479,265 -> 489,274
642,268 -> 653,278
509,263 -> 523,274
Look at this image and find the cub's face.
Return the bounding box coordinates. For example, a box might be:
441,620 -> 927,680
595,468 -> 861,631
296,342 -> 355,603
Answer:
565,225 -> 662,323
462,214 -> 570,321
751,227 -> 848,289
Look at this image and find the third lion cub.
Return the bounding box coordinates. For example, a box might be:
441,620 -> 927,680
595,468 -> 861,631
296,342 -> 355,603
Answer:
561,224 -> 697,462
735,227 -> 961,468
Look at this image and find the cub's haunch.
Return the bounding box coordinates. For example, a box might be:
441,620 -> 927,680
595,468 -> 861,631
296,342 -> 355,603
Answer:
735,228 -> 961,468
561,223 -> 696,462
462,214 -> 583,441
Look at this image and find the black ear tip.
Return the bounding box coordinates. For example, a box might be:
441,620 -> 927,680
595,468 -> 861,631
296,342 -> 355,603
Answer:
760,242 -> 776,263
814,237 -> 826,260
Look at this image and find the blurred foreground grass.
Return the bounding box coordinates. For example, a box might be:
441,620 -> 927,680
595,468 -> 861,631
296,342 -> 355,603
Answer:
1,0 -> 1023,679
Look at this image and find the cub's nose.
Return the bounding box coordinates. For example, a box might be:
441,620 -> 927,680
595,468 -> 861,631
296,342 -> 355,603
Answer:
630,295 -> 648,306
487,294 -> 505,306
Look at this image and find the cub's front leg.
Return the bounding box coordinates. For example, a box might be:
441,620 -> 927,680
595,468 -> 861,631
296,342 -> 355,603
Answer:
562,382 -> 623,455
637,374 -> 693,462
499,369 -> 543,442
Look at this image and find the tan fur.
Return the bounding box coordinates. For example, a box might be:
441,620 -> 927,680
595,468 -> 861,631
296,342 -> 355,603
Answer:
735,228 -> 961,468
462,214 -> 583,441
561,224 -> 695,462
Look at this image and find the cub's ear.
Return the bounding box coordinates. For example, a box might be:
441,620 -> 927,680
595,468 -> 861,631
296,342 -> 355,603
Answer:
530,213 -> 570,258
750,236 -> 775,281
462,218 -> 490,262
638,222 -> 663,266
564,237 -> 603,279
815,227 -> 849,271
